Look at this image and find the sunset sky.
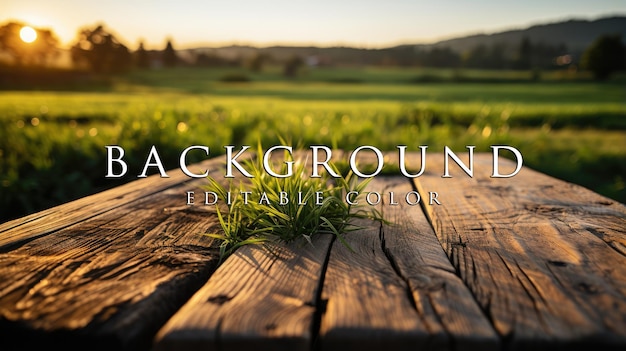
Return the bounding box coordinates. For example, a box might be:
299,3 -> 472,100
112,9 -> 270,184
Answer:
1,0 -> 625,50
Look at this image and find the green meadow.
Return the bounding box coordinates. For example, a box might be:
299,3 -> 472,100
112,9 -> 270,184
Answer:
0,66 -> 624,222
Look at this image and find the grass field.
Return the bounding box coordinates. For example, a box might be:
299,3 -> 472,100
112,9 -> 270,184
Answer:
0,66 -> 624,222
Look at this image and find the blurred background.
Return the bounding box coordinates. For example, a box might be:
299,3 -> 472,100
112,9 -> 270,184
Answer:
0,0 -> 625,222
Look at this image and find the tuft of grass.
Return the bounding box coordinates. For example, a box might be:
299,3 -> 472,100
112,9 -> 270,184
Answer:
203,145 -> 384,262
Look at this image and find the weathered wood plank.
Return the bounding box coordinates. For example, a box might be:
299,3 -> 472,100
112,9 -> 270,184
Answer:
0,157 -> 219,251
154,234 -> 334,351
376,177 -> 499,350
317,177 -> 499,351
318,217 -> 433,350
3,149 -> 625,351
414,152 -> 626,350
0,159 -> 232,351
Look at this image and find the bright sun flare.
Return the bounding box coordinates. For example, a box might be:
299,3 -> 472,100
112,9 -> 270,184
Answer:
20,26 -> 37,43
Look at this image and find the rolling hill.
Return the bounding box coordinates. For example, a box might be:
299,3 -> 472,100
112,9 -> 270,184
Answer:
183,15 -> 626,66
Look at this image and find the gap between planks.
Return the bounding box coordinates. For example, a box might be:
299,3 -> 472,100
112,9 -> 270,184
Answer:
414,152 -> 626,350
154,171 -> 500,351
0,155 -> 242,351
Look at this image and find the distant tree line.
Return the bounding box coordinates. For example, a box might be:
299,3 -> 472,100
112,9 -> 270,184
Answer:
459,38 -> 569,70
70,25 -> 182,73
0,22 -> 183,75
70,25 -> 132,73
0,20 -> 624,80
0,21 -> 59,66
364,37 -> 576,71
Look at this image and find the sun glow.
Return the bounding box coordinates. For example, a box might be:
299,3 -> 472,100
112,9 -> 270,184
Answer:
20,26 -> 37,43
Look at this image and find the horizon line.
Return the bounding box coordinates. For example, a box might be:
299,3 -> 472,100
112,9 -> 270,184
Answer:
3,12 -> 624,51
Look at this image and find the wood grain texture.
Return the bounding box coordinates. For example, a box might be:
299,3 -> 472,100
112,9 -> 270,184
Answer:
414,152 -> 626,350
318,177 -> 499,351
318,216 -> 433,351
0,158 -> 232,351
154,234 -> 334,351
3,150 -> 626,351
376,177 -> 499,351
0,157 -> 220,251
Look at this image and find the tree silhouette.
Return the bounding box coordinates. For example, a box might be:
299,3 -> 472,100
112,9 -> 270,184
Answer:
162,39 -> 178,67
247,52 -> 269,72
70,24 -> 132,73
135,41 -> 150,69
424,47 -> 460,68
581,34 -> 625,80
283,55 -> 303,77
0,21 -> 60,66
462,44 -> 488,69
516,36 -> 532,70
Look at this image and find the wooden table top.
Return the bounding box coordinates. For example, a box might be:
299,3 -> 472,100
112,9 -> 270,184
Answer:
1,151 -> 625,351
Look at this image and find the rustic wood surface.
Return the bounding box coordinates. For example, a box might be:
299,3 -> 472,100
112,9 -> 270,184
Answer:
0,156 -> 232,351
317,177 -> 499,351
375,177 -> 499,351
1,151 -> 625,351
155,235 -> 333,351
318,216 -> 432,350
414,153 -> 626,350
0,158 -> 219,250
